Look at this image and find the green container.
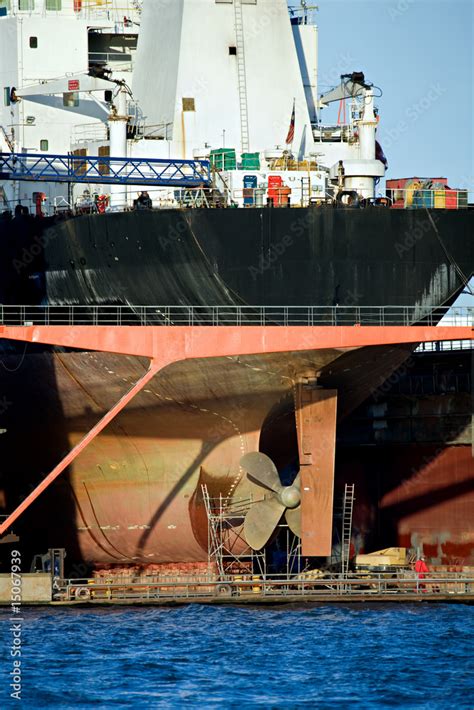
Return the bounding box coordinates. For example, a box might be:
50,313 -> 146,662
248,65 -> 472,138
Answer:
210,148 -> 237,171
457,190 -> 468,209
241,152 -> 260,170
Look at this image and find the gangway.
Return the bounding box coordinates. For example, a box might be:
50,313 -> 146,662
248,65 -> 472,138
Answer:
0,152 -> 212,188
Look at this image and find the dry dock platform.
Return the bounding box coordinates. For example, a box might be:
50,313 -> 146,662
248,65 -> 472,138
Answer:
2,573 -> 473,607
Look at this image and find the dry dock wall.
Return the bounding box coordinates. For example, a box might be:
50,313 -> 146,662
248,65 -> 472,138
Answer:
0,574 -> 51,603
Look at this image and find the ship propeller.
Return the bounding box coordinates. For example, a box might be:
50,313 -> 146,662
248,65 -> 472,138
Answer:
240,452 -> 301,550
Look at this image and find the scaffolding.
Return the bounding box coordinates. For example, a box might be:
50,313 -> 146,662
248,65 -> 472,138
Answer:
201,485 -> 265,579
201,485 -> 302,581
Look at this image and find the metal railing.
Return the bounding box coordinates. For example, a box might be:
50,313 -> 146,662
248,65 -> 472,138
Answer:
72,123 -> 108,144
75,1 -> 141,22
89,51 -> 134,65
224,186 -> 324,208
416,339 -> 474,352
388,371 -> 472,396
58,571 -> 474,603
386,187 -> 469,210
0,305 -> 472,327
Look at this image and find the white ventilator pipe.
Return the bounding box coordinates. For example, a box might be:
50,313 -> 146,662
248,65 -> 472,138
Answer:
358,88 -> 377,161
108,87 -> 128,210
353,88 -> 379,199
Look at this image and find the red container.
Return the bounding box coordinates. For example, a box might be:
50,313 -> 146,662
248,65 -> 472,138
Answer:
267,175 -> 283,205
445,189 -> 458,209
274,186 -> 291,206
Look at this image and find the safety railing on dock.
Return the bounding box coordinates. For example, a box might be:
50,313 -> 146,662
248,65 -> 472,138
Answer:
58,572 -> 474,603
0,305 -> 472,327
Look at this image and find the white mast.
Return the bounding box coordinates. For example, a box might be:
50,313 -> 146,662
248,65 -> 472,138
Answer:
108,86 -> 129,210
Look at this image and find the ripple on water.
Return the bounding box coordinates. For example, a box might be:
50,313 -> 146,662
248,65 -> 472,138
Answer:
0,604 -> 472,708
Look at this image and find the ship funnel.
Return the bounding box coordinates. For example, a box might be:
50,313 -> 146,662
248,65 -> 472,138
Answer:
240,452 -> 301,551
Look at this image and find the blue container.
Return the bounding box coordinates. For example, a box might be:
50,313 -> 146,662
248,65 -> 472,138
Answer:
422,190 -> 434,208
243,175 -> 257,206
413,190 -> 433,209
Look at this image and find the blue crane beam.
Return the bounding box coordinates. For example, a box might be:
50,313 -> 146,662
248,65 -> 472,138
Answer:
0,152 -> 212,187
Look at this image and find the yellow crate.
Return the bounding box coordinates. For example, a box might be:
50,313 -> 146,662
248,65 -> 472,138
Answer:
434,190 -> 446,209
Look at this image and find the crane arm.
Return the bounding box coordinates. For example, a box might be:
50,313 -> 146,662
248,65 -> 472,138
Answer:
319,72 -> 369,108
13,74 -> 116,100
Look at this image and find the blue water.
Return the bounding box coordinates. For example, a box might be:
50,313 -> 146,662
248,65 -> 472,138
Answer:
0,604 -> 473,708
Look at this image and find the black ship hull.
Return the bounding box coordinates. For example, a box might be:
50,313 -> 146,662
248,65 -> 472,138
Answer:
1,206 -> 473,308
0,205 -> 472,570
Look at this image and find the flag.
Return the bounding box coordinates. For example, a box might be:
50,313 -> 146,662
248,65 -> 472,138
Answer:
376,140 -> 388,169
285,100 -> 295,145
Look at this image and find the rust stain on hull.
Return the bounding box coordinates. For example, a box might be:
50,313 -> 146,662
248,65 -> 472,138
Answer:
1,341 -> 472,565
338,445 -> 474,565
296,385 -> 337,557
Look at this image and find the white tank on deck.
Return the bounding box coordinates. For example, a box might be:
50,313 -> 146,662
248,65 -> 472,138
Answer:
264,149 -> 286,162
193,147 -> 211,160
329,159 -> 385,200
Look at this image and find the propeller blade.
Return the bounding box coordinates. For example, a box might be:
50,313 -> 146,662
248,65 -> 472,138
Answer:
240,452 -> 282,493
285,505 -> 301,538
244,497 -> 285,550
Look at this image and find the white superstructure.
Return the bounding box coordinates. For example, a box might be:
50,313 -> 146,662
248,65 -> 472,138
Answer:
132,0 -> 314,160
0,0 -> 140,209
0,0 -> 386,213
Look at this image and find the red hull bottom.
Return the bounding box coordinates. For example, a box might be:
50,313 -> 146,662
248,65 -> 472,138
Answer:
338,446 -> 474,565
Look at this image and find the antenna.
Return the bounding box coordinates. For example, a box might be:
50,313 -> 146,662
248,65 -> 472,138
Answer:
289,1 -> 318,23
301,0 -> 318,24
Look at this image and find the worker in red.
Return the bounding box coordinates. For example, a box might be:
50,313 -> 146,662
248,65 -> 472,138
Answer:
414,554 -> 429,590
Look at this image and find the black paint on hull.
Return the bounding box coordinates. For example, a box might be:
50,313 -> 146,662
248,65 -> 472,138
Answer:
1,206 -> 473,307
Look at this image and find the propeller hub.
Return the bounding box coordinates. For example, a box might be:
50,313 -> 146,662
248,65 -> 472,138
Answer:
280,485 -> 301,509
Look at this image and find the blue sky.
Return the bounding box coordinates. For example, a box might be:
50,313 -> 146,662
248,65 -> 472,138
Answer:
290,0 -> 473,303
295,0 -> 473,194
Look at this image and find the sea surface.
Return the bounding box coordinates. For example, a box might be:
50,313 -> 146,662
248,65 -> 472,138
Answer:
0,604 -> 473,708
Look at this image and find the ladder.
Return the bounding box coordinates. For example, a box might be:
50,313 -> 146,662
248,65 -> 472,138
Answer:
301,177 -> 311,207
233,0 -> 250,153
0,125 -> 14,152
341,484 -> 355,575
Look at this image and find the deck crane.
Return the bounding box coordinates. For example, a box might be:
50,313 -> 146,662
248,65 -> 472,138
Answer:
9,72 -> 131,209
1,74 -> 211,208
318,72 -> 386,200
